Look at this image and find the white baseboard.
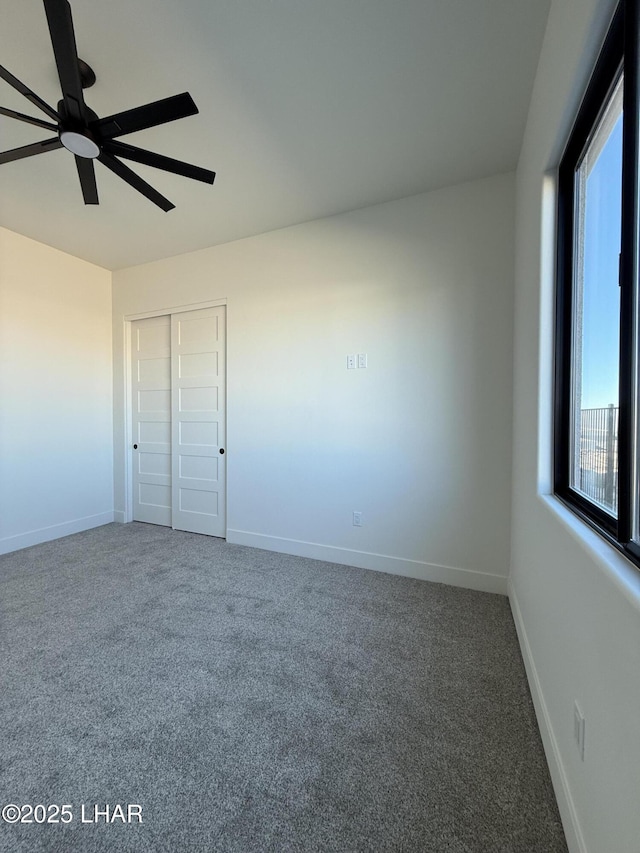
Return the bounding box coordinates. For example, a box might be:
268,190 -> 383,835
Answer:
113,510 -> 127,524
0,511 -> 115,556
509,582 -> 586,853
227,529 -> 508,595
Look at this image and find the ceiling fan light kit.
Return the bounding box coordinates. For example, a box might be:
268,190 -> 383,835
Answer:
0,0 -> 216,210
60,129 -> 99,158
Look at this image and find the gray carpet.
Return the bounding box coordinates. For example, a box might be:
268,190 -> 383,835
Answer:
0,523 -> 567,852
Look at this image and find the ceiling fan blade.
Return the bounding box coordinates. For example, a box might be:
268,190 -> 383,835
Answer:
0,64 -> 59,121
0,137 -> 62,164
0,106 -> 58,131
98,151 -> 175,211
92,93 -> 198,140
75,155 -> 98,204
43,0 -> 86,123
104,140 -> 216,184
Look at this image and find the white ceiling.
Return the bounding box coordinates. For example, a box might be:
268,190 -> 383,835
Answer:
0,0 -> 550,271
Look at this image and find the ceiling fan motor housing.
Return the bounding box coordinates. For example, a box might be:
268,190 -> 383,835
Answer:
57,100 -> 100,158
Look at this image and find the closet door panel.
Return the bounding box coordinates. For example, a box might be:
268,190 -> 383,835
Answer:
131,316 -> 172,526
171,306 -> 226,536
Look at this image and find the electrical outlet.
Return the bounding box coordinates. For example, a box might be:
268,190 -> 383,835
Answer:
574,701 -> 585,760
357,353 -> 367,368
352,511 -> 363,527
347,354 -> 356,369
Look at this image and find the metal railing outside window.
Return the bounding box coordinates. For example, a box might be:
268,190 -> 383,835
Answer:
578,405 -> 619,515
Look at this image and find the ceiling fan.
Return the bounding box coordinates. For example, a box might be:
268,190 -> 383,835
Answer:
0,0 -> 215,211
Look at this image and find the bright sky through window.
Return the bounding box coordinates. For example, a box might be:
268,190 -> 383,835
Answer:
578,100 -> 623,409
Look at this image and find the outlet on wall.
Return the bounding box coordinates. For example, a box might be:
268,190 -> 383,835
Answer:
352,511 -> 363,527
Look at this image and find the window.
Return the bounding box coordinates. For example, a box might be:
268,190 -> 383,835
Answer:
555,0 -> 640,564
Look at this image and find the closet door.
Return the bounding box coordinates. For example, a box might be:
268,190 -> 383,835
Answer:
131,316 -> 172,526
171,306 -> 226,536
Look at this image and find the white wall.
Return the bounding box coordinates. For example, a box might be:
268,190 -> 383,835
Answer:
113,173 -> 515,593
0,227 -> 114,553
511,1 -> 640,851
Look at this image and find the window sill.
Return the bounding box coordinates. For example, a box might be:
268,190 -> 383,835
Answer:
540,493 -> 640,612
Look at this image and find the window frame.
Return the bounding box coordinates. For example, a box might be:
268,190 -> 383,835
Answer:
555,0 -> 640,566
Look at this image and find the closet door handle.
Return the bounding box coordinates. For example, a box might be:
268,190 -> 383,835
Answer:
219,448 -> 225,454
133,444 -> 138,450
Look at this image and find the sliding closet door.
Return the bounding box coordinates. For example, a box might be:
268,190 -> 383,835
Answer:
171,306 -> 226,536
131,315 -> 172,526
